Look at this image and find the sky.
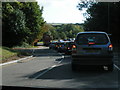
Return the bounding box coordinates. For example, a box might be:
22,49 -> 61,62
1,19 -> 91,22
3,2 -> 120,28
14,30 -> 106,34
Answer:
36,0 -> 86,24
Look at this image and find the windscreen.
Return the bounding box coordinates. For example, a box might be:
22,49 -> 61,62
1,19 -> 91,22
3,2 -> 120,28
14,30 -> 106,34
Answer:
76,33 -> 109,45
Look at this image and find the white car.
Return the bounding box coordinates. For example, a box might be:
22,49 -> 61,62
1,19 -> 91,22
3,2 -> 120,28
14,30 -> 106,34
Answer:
72,31 -> 113,71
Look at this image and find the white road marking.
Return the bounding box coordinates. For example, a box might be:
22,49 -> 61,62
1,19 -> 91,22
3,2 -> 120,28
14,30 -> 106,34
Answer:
34,65 -> 57,79
33,53 -> 65,79
114,64 -> 120,70
58,55 -> 64,64
0,56 -> 33,66
57,53 -> 65,64
32,52 -> 65,79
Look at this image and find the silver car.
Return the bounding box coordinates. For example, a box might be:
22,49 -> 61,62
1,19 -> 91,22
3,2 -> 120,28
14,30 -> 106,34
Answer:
71,31 -> 113,71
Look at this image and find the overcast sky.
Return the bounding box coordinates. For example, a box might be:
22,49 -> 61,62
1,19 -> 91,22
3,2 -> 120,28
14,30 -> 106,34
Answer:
36,0 -> 86,23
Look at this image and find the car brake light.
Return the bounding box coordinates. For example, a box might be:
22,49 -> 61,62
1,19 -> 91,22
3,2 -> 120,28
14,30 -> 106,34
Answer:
68,47 -> 70,49
109,44 -> 113,48
72,45 -> 77,53
72,45 -> 76,49
88,42 -> 95,45
108,44 -> 113,51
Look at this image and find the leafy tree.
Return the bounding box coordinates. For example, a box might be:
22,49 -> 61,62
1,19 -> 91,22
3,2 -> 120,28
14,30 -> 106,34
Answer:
41,23 -> 84,41
2,3 -> 27,47
2,2 -> 45,47
21,2 -> 45,44
77,1 -> 120,42
0,2 -> 1,16
49,28 -> 59,40
58,24 -> 84,39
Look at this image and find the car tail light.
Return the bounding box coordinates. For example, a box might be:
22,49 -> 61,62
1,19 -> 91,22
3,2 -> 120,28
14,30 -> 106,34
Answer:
72,45 -> 76,49
72,45 -> 77,53
68,47 -> 70,49
108,44 -> 113,51
88,42 -> 95,45
109,44 -> 113,48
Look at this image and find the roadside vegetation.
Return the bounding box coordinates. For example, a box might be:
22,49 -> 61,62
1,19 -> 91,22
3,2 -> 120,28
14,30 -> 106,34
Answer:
0,46 -> 18,63
77,1 -> 120,43
2,2 -> 45,48
42,23 -> 84,41
2,1 -> 84,49
0,46 -> 33,63
12,42 -> 37,49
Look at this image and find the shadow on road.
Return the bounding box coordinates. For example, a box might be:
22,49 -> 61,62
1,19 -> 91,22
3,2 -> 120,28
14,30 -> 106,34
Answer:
22,62 -> 118,88
27,64 -> 114,80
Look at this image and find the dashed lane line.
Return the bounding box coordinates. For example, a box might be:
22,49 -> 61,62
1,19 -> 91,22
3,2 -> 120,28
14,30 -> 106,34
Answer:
114,64 -> 120,71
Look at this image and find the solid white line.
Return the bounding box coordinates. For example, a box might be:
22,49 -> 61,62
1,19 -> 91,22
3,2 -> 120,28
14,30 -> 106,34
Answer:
114,64 -> 120,70
0,56 -> 33,66
58,55 -> 64,64
57,53 -> 64,64
33,53 -> 65,79
34,65 -> 56,79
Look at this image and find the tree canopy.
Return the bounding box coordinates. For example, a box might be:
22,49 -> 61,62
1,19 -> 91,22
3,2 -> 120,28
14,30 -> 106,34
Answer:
42,24 -> 84,40
77,1 -> 120,42
2,2 -> 45,47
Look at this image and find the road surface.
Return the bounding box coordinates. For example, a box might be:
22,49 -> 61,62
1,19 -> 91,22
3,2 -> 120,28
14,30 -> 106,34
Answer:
1,47 -> 120,89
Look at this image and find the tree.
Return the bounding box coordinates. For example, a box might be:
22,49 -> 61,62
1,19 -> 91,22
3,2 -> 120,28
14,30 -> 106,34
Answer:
2,3 -> 27,47
77,1 -> 120,42
21,2 -> 45,44
59,32 -> 67,40
58,24 -> 84,39
2,2 -> 45,47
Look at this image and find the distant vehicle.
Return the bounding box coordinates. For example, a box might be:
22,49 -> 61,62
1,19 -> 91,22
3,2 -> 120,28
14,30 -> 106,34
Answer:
72,31 -> 114,71
57,42 -> 66,53
49,41 -> 58,49
64,41 -> 75,54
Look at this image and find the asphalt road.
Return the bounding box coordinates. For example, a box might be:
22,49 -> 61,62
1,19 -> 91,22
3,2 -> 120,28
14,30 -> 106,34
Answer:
1,47 -> 120,89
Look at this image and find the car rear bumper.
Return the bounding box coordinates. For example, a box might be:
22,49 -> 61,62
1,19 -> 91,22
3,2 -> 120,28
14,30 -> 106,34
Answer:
72,54 -> 113,58
72,55 -> 113,65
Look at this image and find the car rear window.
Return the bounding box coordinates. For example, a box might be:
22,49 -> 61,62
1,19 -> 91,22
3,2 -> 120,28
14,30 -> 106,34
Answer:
76,33 -> 109,45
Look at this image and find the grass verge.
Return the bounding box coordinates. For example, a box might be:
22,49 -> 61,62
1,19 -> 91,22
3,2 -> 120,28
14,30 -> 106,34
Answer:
0,46 -> 31,63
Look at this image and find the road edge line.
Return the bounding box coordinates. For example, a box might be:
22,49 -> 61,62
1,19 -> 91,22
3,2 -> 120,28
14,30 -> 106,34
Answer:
0,56 -> 33,66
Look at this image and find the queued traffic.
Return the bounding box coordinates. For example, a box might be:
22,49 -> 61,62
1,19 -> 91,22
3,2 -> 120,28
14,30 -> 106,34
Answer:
48,31 -> 114,71
49,39 -> 75,55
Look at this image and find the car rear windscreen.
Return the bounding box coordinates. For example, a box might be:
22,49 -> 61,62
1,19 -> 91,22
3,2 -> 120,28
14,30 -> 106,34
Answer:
76,33 -> 109,45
